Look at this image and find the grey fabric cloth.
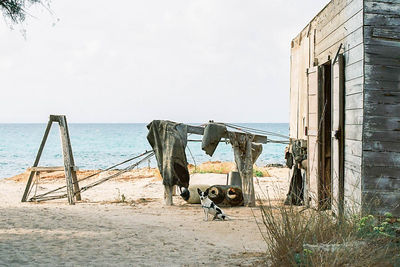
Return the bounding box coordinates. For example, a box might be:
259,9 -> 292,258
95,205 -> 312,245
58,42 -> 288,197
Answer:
146,120 -> 190,188
201,123 -> 227,156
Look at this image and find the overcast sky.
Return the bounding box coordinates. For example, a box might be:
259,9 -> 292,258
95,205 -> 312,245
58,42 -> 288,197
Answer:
0,0 -> 329,123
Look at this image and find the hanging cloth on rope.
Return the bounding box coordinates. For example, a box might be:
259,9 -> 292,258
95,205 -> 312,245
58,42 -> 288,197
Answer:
146,120 -> 190,189
201,123 -> 227,156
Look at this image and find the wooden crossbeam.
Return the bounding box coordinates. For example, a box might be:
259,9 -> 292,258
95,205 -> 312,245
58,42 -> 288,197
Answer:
28,166 -> 79,172
186,124 -> 268,144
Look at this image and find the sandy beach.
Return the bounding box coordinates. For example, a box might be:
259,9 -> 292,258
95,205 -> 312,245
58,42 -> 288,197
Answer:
0,166 -> 289,266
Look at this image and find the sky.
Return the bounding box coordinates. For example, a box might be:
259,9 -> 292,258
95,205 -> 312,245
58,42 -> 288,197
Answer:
0,0 -> 329,123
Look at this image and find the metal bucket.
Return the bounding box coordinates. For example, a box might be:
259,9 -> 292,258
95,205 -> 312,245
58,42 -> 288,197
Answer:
228,171 -> 242,189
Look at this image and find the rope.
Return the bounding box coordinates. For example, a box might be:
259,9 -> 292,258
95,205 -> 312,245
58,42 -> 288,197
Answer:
219,122 -> 290,140
29,150 -> 154,201
186,144 -> 197,172
30,152 -> 154,202
77,152 -> 154,194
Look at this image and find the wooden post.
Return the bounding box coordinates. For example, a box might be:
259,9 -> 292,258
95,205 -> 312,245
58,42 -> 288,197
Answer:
229,132 -> 255,207
22,115 -> 80,204
164,185 -> 173,205
21,119 -> 53,202
58,116 -> 81,201
56,115 -> 78,205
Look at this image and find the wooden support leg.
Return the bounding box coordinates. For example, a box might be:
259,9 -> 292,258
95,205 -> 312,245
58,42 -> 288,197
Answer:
164,185 -> 173,206
71,171 -> 81,201
22,119 -> 53,202
241,138 -> 255,206
58,116 -> 76,205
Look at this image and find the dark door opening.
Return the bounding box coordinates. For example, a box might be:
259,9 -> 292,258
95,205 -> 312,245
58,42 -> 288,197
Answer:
319,62 -> 332,210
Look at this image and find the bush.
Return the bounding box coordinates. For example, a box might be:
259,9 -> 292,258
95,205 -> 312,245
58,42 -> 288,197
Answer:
258,199 -> 400,266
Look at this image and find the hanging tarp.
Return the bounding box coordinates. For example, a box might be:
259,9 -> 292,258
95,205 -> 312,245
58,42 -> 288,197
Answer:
201,123 -> 227,156
146,120 -> 190,188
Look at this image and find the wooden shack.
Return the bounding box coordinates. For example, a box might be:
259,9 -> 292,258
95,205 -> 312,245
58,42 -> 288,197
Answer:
289,0 -> 400,216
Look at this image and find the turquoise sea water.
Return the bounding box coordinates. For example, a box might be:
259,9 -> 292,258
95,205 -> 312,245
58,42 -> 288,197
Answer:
0,123 -> 289,179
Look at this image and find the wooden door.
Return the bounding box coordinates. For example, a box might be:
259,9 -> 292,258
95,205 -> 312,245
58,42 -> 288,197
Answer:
307,66 -> 320,207
331,54 -> 345,216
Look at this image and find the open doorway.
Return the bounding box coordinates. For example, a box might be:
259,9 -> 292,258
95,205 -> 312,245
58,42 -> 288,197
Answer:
319,62 -> 332,210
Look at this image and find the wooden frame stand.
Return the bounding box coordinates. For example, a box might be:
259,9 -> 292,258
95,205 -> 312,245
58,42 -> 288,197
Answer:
21,115 -> 81,205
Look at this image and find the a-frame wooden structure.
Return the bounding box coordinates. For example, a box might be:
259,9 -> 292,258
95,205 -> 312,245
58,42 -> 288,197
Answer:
21,115 -> 81,205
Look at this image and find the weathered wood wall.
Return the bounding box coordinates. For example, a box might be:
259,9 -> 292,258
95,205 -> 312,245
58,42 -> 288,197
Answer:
290,0 -> 364,211
362,0 -> 400,216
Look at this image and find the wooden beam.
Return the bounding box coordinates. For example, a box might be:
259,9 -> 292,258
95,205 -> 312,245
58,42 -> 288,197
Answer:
28,166 -> 79,172
21,118 -> 53,202
186,124 -> 268,144
58,116 -> 79,204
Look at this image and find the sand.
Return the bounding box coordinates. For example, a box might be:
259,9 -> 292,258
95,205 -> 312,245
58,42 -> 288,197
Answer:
0,167 -> 289,266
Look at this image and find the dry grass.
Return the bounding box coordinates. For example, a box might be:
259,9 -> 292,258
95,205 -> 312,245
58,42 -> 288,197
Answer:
8,161 -> 271,183
258,198 -> 400,266
7,168 -> 162,183
188,161 -> 271,177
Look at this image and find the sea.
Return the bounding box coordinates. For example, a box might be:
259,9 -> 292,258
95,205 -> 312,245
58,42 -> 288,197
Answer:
0,123 -> 289,179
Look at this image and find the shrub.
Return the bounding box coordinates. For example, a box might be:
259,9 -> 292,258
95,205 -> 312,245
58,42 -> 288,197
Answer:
258,199 -> 400,266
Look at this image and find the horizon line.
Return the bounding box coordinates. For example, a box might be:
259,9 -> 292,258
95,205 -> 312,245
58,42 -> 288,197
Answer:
0,121 -> 290,124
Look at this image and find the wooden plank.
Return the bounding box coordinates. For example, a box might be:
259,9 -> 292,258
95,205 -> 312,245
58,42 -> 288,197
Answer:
28,166 -> 79,172
365,64 -> 400,82
364,129 -> 400,142
363,140 -> 400,152
364,99 -> 400,116
62,117 -> 81,202
345,77 -> 363,96
363,151 -> 400,166
365,1 -> 400,15
307,67 -> 319,95
364,177 -> 400,191
365,90 -> 400,105
308,113 -> 318,131
331,54 -> 345,217
344,167 -> 362,210
308,95 -> 319,117
345,108 -> 363,125
364,116 -> 400,131
21,118 -> 53,202
372,27 -> 400,41
344,60 -> 364,81
345,150 -> 362,167
311,0 -> 350,31
345,139 -> 362,157
344,167 -> 362,187
364,14 -> 400,27
315,9 -> 363,56
364,166 -> 400,180
345,92 -> 363,110
365,45 -> 400,66
345,124 -> 362,141
364,26 -> 400,47
344,158 -> 362,173
343,43 -> 364,66
363,191 -> 400,216
364,0 -> 400,3
58,116 -> 76,205
364,79 -> 400,90
315,0 -> 363,45
317,26 -> 363,63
